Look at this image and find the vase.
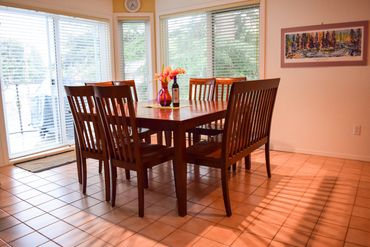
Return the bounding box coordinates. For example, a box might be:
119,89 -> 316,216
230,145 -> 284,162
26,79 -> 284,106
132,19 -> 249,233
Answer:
157,87 -> 172,106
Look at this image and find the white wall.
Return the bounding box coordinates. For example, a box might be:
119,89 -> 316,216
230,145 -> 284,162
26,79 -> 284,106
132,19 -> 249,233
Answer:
0,0 -> 114,166
266,0 -> 370,161
156,0 -> 370,161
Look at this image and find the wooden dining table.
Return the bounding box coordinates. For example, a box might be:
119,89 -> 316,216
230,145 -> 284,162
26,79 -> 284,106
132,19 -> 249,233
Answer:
134,100 -> 228,216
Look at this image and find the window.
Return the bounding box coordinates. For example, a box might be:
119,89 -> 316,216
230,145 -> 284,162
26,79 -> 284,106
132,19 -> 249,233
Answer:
120,20 -> 152,101
160,5 -> 260,99
0,6 -> 111,158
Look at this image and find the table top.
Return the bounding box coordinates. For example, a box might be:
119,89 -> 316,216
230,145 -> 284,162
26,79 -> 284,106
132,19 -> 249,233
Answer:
135,100 -> 228,130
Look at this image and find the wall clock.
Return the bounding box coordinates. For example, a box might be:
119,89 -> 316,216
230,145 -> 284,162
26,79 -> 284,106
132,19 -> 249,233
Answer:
124,0 -> 141,13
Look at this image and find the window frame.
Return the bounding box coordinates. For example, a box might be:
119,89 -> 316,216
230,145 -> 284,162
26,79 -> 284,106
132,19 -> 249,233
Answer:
113,13 -> 156,100
157,1 -> 265,80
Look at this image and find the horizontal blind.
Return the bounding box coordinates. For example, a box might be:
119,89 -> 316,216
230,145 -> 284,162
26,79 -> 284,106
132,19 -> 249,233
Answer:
121,21 -> 150,101
213,7 -> 259,79
58,16 -> 112,143
161,5 -> 260,99
0,8 -> 62,157
162,13 -> 211,99
0,6 -> 112,158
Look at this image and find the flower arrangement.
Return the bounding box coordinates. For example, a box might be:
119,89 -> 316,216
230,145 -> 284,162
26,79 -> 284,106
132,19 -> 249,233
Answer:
154,65 -> 186,88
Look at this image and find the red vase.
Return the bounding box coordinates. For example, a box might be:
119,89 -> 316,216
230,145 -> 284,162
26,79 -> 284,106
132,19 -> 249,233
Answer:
157,87 -> 172,106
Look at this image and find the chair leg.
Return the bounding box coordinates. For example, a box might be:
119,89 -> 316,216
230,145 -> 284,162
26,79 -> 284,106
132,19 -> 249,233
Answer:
76,147 -> 82,184
82,158 -> 87,195
144,135 -> 151,144
157,131 -> 163,145
221,168 -> 232,216
137,170 -> 145,217
111,165 -> 117,207
232,163 -> 236,171
144,169 -> 149,189
98,160 -> 102,174
245,154 -> 251,170
265,143 -> 271,178
165,131 -> 171,147
125,169 -> 130,180
103,159 -> 110,202
193,133 -> 201,143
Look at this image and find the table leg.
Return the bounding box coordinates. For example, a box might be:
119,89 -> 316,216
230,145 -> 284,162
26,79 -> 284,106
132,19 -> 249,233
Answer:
173,126 -> 187,216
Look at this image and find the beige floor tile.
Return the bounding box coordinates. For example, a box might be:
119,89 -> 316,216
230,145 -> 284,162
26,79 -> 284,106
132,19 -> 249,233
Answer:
95,225 -> 134,245
349,216 -> 370,232
203,224 -> 241,245
307,234 -> 344,247
352,206 -> 370,219
54,228 -> 91,246
39,221 -> 74,239
160,229 -> 200,247
180,217 -> 215,236
9,232 -> 49,247
345,228 -> 370,246
49,205 -> 81,219
158,210 -> 192,228
77,236 -> 113,247
119,215 -> 155,232
273,226 -> 310,246
139,221 -> 176,241
245,219 -> 280,239
232,232 -> 271,247
0,216 -> 20,232
0,224 -> 34,243
25,213 -> 59,230
193,237 -> 227,247
79,217 -> 115,236
13,207 -> 45,222
313,222 -> 347,240
63,211 -> 97,227
117,233 -> 158,247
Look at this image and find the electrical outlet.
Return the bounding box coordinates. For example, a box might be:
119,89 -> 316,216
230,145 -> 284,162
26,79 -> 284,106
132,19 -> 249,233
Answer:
353,125 -> 361,135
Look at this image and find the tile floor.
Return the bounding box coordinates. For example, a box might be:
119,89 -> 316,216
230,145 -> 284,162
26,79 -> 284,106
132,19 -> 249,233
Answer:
0,150 -> 369,246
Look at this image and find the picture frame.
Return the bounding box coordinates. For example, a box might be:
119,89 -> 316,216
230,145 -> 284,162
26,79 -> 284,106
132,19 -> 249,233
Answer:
281,21 -> 368,67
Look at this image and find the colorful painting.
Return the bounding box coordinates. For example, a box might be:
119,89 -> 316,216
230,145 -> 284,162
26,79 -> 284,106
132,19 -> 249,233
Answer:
281,21 -> 368,67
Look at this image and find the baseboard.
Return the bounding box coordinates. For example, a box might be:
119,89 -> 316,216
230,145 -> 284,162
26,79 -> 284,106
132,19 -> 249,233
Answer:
271,144 -> 370,162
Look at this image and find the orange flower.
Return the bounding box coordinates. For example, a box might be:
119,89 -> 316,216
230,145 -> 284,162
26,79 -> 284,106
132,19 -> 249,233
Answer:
155,65 -> 186,87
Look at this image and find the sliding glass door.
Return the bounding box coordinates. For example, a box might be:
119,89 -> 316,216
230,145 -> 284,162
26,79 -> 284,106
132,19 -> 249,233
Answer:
0,7 -> 111,158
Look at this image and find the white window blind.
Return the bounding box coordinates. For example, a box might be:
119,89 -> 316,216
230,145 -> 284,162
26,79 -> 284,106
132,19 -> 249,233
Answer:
120,21 -> 151,101
0,6 -> 111,158
161,5 -> 260,99
58,16 -> 111,143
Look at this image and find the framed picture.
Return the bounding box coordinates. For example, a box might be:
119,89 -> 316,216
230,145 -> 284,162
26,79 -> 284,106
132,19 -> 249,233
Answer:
281,21 -> 368,67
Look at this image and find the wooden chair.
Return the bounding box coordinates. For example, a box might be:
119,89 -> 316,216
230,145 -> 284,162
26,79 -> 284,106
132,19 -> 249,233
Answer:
215,77 -> 247,101
185,78 -> 280,216
64,85 -> 110,201
93,85 -> 175,216
189,78 -> 216,101
187,78 -> 216,144
85,81 -> 114,86
113,80 -> 168,146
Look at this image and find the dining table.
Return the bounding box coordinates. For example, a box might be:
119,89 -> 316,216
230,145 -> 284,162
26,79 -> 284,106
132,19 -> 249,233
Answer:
134,100 -> 228,216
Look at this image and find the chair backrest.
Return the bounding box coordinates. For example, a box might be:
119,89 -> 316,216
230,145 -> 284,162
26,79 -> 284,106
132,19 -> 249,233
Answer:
189,78 -> 216,101
93,85 -> 141,167
113,80 -> 138,102
64,85 -> 106,155
222,78 -> 280,164
84,81 -> 114,86
215,77 -> 247,101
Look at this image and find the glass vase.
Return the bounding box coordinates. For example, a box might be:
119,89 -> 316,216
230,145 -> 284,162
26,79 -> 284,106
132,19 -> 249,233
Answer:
157,86 -> 172,106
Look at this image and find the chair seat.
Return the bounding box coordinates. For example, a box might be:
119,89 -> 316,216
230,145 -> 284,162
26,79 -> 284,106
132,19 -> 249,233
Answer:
140,143 -> 174,166
188,122 -> 224,137
186,141 -> 222,165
